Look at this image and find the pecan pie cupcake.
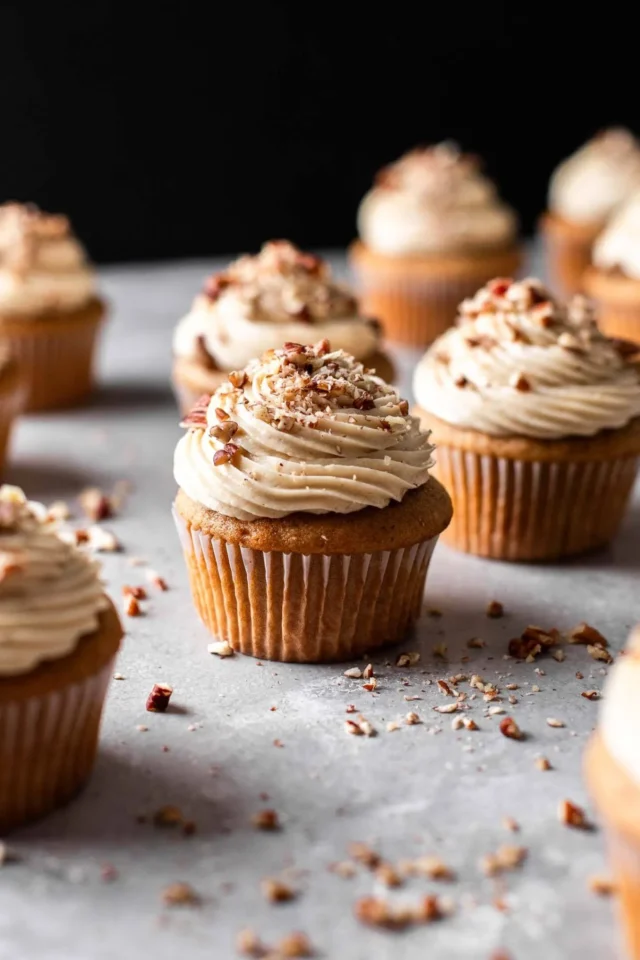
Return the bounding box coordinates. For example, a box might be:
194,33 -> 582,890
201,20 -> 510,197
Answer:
541,129 -> 640,297
586,627 -> 640,959
0,348 -> 26,475
0,203 -> 105,411
173,340 -> 452,662
172,241 -> 393,414
585,191 -> 640,342
0,486 -> 123,832
349,143 -> 521,346
413,277 -> 640,560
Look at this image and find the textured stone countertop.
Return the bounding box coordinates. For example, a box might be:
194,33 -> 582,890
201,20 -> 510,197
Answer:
0,251 -> 636,960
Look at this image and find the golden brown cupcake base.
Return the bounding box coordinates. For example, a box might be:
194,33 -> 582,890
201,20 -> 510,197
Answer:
349,240 -> 523,347
416,408 -> 640,561
584,266 -> 640,343
172,349 -> 396,415
540,211 -> 601,298
586,734 -> 640,960
0,601 -> 122,833
0,362 -> 26,476
174,481 -> 452,662
0,297 -> 105,412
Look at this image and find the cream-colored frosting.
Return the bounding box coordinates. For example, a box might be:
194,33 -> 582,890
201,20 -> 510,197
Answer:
414,277 -> 640,439
0,486 -> 108,676
357,142 -> 517,256
593,191 -> 640,280
549,129 -> 640,225
600,628 -> 640,787
174,340 -> 433,520
0,203 -> 96,315
173,241 -> 380,371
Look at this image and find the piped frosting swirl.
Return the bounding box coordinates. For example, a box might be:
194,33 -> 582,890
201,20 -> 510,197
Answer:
414,277 -> 640,439
0,203 -> 96,315
357,142 -> 517,256
0,486 -> 108,676
173,241 -> 380,370
174,340 -> 433,520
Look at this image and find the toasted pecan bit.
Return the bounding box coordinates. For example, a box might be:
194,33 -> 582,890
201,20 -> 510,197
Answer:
347,842 -> 381,869
546,717 -> 565,728
462,717 -> 479,731
345,719 -> 364,736
558,799 -> 590,829
277,931 -> 315,957
426,607 -> 443,617
124,594 -> 142,617
581,690 -> 600,701
236,928 -> 268,958
499,716 -> 523,740
502,816 -> 520,833
79,487 -> 113,522
481,845 -> 528,876
588,644 -> 613,664
86,526 -> 120,553
251,808 -> 280,831
261,877 -> 296,903
153,805 -> 183,828
162,881 -> 200,907
486,600 -> 504,618
415,856 -> 455,881
146,570 -> 168,591
228,369 -> 248,389
588,875 -> 617,897
396,651 -> 420,667
576,671 -> 584,680
405,712 -> 421,726
467,638 -> 486,649
569,622 -> 608,647
123,585 -> 147,601
328,860 -> 356,879
215,406 -> 230,421
363,663 -> 374,680
387,720 -> 401,732
551,648 -> 566,662
437,679 -> 453,696
180,394 -> 211,428
208,640 -> 235,658
345,704 -> 357,714
535,756 -> 552,771
455,375 -> 469,388
146,683 -> 173,713
363,679 -> 377,692
511,373 -> 532,392
398,399 -> 409,415
354,896 -> 412,930
344,667 -> 363,679
375,863 -> 403,887
434,702 -> 459,714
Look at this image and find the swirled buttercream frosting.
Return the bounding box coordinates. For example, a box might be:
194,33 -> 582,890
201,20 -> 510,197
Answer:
173,241 -> 380,371
174,340 -> 433,520
357,142 -> 517,256
0,486 -> 108,676
414,277 -> 640,439
0,203 -> 96,315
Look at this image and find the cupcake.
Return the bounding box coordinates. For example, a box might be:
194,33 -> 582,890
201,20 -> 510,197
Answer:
0,486 -> 122,832
413,277 -> 640,561
585,627 -> 640,959
349,142 -> 521,346
541,128 -> 640,297
0,347 -> 26,475
172,240 -> 394,414
173,340 -> 452,662
0,203 -> 105,412
585,191 -> 640,342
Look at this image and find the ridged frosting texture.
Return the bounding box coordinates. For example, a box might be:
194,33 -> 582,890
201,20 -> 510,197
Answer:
174,340 -> 433,520
414,277 -> 640,439
0,203 -> 96,315
173,241 -> 380,371
357,142 -> 517,256
600,627 -> 640,787
0,486 -> 108,676
548,128 -> 640,224
593,191 -> 640,280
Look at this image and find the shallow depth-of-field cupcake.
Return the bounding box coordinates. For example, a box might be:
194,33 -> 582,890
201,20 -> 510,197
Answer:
541,129 -> 640,297
585,192 -> 640,342
413,277 -> 640,560
172,240 -> 394,414
586,627 -> 640,960
173,340 -> 452,662
0,485 -> 122,832
0,202 -> 104,411
349,142 -> 521,346
0,347 -> 26,476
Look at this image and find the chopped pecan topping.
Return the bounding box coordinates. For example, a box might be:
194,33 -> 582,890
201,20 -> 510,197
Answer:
180,394 -> 211,429
228,369 -> 247,388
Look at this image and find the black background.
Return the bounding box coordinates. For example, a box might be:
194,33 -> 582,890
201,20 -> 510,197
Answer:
1,2 -> 636,262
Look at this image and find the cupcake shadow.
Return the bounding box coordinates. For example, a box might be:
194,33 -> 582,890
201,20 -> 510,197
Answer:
89,381 -> 175,412
2,460 -> 97,499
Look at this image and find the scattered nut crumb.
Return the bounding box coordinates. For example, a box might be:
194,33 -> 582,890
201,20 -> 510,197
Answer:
480,845 -> 528,876
434,703 -> 459,714
153,805 -> 183,828
486,600 -> 504,618
251,809 -> 279,831
581,690 -> 600,701
414,856 -> 455,881
588,644 -> 612,664
363,663 -> 374,679
451,715 -> 464,731
405,712 -> 421,725
162,882 -> 200,907
546,717 -> 565,728
558,799 -> 590,829
551,649 -> 566,662
344,667 -> 362,679
113,672 -> 125,681
347,842 -> 381,869
462,717 -> 479,731
79,487 -> 113,522
124,594 -> 142,617
588,875 -> 617,896
502,817 -> 520,833
437,679 -> 453,696
396,651 -> 420,667
499,717 -> 523,740
433,643 -> 448,659
535,756 -> 552,771
146,570 -> 169,591
569,623 -> 608,647
261,877 -> 296,903
208,640 -> 235,658
277,931 -> 315,957
236,929 -> 267,958
345,716 -> 376,737
375,863 -> 403,887
86,526 -> 120,552
328,861 -> 356,879
146,683 -> 173,713
467,638 -> 486,649
386,720 -> 401,732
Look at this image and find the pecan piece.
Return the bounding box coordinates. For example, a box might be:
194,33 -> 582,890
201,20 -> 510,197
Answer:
499,716 -> 523,740
146,683 -> 173,713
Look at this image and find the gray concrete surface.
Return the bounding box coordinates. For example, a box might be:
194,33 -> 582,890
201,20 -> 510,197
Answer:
0,251 -> 635,960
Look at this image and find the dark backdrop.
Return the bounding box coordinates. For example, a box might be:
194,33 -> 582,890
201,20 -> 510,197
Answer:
1,2 -> 636,262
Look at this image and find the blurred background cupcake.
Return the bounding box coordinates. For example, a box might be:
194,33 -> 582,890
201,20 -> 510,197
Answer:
349,142 -> 521,347
0,485 -> 123,833
586,626 -> 640,960
585,191 -> 640,342
541,129 -> 640,297
0,346 -> 26,476
0,203 -> 105,412
413,277 -> 640,560
173,340 -> 451,662
172,240 -> 394,413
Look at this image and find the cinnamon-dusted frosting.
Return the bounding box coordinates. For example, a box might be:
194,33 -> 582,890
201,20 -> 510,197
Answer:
414,277 -> 640,439
0,486 -> 108,676
174,340 -> 433,520
173,241 -> 380,371
600,627 -> 640,787
357,142 -> 517,257
0,203 -> 96,316
549,129 -> 640,225
592,191 -> 640,280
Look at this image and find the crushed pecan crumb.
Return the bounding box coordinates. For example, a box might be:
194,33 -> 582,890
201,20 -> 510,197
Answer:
261,877 -> 296,903
558,799 -> 590,829
499,717 -> 523,740
375,863 -> 403,887
535,756 -> 552,771
546,717 -> 565,728
569,622 -> 608,647
146,683 -> 173,713
581,690 -> 600,701
347,842 -> 381,869
396,651 -> 420,667
124,594 -> 142,617
153,805 -> 183,828
79,487 -> 114,522
588,875 -> 617,896
251,809 -> 279,831
487,600 -> 505,618
162,882 -> 200,907
208,640 -> 235,657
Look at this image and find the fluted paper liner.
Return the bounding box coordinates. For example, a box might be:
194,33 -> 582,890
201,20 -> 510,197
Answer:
540,214 -> 597,298
435,446 -> 638,560
174,508 -> 439,662
590,300 -> 640,343
0,367 -> 26,475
